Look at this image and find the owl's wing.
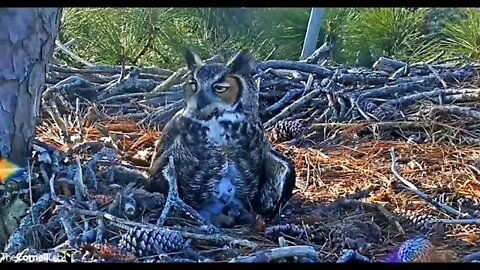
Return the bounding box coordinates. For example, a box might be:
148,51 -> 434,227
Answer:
255,145 -> 296,219
149,111 -> 182,169
147,111 -> 182,193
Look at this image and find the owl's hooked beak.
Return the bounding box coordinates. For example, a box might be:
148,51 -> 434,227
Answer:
196,91 -> 211,112
219,193 -> 231,204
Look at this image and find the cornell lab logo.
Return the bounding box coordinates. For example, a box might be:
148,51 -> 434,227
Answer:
0,251 -> 73,263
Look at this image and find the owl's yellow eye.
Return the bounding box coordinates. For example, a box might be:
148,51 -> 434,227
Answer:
188,79 -> 197,92
214,82 -> 230,93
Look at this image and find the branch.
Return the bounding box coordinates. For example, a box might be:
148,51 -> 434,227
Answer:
427,218 -> 480,225
264,88 -> 321,128
55,39 -> 94,67
389,147 -> 469,218
67,207 -> 258,249
256,60 -> 333,78
229,246 -> 319,262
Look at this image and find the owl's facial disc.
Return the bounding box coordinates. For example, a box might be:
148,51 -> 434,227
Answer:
184,70 -> 242,118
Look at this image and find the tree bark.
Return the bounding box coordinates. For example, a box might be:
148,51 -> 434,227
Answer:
0,8 -> 62,167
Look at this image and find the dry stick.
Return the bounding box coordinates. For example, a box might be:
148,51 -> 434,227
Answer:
66,207 -> 258,249
302,73 -> 314,95
310,121 -> 432,130
385,88 -> 480,106
152,54 -> 223,93
157,156 -> 212,227
336,249 -> 371,263
75,98 -> 85,141
97,75 -> 160,101
427,218 -> 480,225
229,246 -> 319,262
264,88 -> 321,128
356,82 -> 425,99
55,39 -> 94,67
256,60 -> 333,78
54,38 -> 76,53
428,105 -> 480,120
462,251 -> 480,262
427,65 -> 448,89
263,88 -> 304,115
45,100 -> 70,142
99,89 -> 182,104
442,92 -> 480,103
336,73 -> 389,86
74,156 -> 89,200
389,147 -> 469,218
51,64 -> 173,77
373,57 -> 407,71
352,97 -> 377,121
424,50 -> 445,65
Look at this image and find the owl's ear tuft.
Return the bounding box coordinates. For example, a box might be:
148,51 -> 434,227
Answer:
185,49 -> 204,71
227,50 -> 252,75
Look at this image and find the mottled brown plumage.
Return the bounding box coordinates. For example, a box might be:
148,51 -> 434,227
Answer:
148,50 -> 296,226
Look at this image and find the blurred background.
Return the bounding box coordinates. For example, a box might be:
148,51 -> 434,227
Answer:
58,8 -> 479,68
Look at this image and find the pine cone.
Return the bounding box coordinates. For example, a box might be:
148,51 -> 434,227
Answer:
265,224 -> 304,239
119,227 -> 189,257
397,210 -> 443,236
269,120 -> 308,143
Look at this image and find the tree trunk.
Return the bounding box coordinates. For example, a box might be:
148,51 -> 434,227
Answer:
0,8 -> 62,167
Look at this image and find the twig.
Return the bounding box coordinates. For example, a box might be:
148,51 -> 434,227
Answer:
389,147 -> 469,218
151,54 -> 223,93
336,73 -> 388,86
74,156 -> 88,200
256,60 -> 333,78
263,88 -> 304,115
51,64 -> 173,77
428,105 -> 480,120
97,71 -> 160,101
373,57 -> 407,72
57,206 -> 79,244
54,38 -> 76,53
355,82 -> 426,99
157,156 -> 212,227
229,246 -> 319,262
310,121 -> 432,130
385,88 -> 480,107
55,39 -> 94,67
66,207 -> 258,249
75,98 -> 85,141
44,100 -> 70,143
427,218 -> 480,225
427,65 -> 448,89
336,249 -> 371,263
264,88 -> 321,128
462,251 -> 480,262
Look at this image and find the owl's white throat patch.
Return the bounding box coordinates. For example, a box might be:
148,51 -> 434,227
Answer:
199,112 -> 245,146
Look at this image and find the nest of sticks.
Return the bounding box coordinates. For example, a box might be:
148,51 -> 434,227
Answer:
1,45 -> 480,262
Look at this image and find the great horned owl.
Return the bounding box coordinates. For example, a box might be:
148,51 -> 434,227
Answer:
148,49 -> 296,226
